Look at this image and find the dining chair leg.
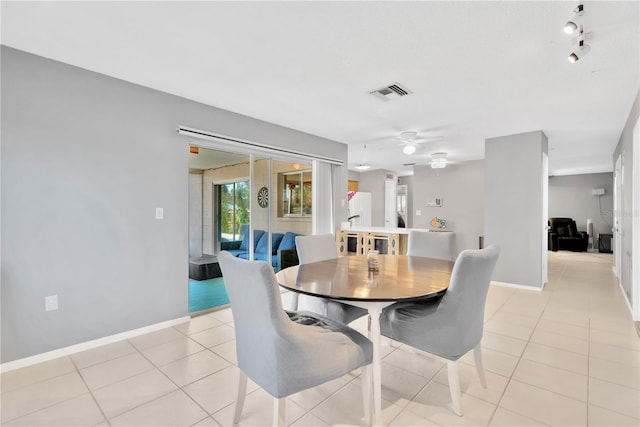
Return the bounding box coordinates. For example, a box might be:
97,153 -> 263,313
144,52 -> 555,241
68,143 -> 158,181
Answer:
273,397 -> 286,427
233,370 -> 248,424
360,365 -> 371,424
473,343 -> 487,388
447,360 -> 463,417
289,292 -> 299,311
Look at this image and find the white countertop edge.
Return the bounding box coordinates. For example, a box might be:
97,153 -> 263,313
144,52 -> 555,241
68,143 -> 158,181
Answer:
340,226 -> 448,234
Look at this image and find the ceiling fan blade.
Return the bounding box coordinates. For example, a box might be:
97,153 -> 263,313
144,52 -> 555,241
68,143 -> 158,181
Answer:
414,136 -> 444,143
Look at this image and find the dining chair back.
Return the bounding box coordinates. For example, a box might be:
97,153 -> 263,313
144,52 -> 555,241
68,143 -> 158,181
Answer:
295,233 -> 338,264
380,245 -> 500,416
218,251 -> 372,426
293,234 -> 368,324
407,230 -> 456,261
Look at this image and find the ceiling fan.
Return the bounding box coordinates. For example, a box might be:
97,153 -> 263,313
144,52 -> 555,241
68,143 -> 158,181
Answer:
396,131 -> 443,155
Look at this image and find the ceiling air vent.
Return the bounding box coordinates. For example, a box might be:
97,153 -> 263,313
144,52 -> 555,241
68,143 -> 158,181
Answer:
370,82 -> 412,101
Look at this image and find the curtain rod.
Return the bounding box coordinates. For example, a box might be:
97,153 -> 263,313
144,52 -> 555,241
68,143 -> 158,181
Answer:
177,126 -> 344,166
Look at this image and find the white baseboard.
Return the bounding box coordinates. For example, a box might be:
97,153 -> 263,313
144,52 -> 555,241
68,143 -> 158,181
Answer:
617,279 -> 636,321
491,281 -> 544,292
0,316 -> 191,373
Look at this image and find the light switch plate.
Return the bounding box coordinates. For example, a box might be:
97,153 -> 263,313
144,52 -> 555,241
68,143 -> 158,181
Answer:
155,208 -> 164,219
45,295 -> 58,311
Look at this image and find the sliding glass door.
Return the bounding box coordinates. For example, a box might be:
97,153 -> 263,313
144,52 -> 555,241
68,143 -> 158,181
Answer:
188,147 -> 250,313
186,139 -> 331,314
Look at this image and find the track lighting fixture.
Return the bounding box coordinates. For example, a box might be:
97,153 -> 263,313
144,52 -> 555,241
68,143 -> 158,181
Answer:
564,3 -> 591,63
564,3 -> 584,35
568,26 -> 591,63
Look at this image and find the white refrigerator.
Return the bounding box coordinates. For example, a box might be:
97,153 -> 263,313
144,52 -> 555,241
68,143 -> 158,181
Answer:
348,192 -> 372,227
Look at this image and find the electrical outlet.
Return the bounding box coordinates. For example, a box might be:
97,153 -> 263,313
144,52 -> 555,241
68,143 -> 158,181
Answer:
45,295 -> 58,312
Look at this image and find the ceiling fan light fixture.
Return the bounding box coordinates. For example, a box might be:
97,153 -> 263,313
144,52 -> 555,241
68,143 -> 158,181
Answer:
400,131 -> 418,141
402,144 -> 417,155
430,152 -> 448,169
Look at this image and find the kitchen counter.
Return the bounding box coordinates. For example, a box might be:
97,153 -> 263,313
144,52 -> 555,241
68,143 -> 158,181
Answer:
344,226 -> 411,234
338,227 -> 454,255
338,227 -> 413,255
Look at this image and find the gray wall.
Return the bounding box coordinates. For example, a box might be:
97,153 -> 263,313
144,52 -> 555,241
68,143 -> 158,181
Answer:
485,131 -> 548,288
612,89 -> 639,310
357,169 -> 398,227
411,161 -> 484,253
1,47 -> 348,363
548,173 -> 614,244
348,170 -> 361,182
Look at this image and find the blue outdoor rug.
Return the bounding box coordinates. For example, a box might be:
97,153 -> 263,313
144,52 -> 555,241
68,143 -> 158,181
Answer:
189,277 -> 229,313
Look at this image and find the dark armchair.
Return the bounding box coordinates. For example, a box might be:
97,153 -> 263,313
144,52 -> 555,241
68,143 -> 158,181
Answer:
548,218 -> 589,252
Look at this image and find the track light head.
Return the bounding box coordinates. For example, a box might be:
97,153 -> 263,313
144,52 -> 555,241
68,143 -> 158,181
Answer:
564,20 -> 578,34
569,35 -> 591,63
564,3 -> 584,35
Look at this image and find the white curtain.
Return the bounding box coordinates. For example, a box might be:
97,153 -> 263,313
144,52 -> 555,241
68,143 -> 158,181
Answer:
312,160 -> 335,234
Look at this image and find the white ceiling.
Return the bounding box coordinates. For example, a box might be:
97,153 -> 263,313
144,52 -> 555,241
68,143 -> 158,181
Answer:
2,1 -> 638,176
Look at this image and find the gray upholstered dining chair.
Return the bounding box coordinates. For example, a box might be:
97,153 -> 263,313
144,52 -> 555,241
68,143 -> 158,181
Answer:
407,229 -> 456,261
217,251 -> 372,427
380,245 -> 500,416
292,234 -> 368,324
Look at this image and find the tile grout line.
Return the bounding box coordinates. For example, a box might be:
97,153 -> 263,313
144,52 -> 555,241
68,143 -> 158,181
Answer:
0,356 -> 98,425
289,368 -> 371,427
486,284 -> 551,427
83,335 -> 211,425
135,340 -> 228,425
95,341 -> 178,424
386,355 -> 449,426
69,354 -> 113,427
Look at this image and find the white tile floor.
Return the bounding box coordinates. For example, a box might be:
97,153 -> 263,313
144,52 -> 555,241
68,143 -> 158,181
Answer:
2,251 -> 639,426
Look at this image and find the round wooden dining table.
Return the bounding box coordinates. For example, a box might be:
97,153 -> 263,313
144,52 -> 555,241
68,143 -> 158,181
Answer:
276,254 -> 454,427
